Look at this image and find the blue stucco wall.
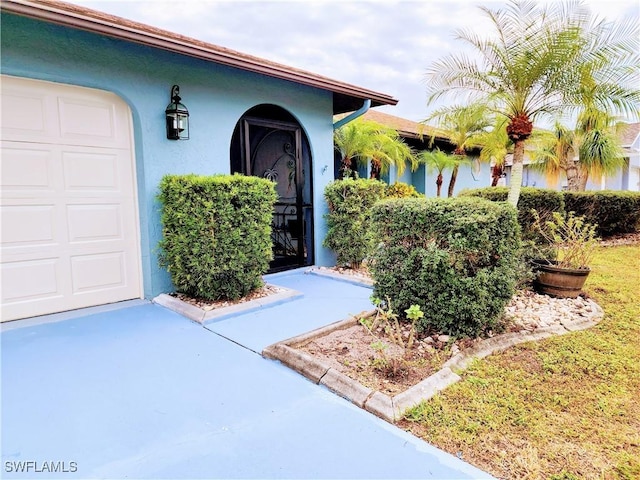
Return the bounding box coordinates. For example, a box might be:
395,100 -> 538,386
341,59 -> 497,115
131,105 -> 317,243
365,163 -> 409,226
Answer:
385,158 -> 490,197
384,158 -> 491,198
387,163 -> 413,185
411,164 -> 427,195
515,165 -> 634,192
423,160 -> 491,198
450,160 -> 492,195
2,13 -> 338,298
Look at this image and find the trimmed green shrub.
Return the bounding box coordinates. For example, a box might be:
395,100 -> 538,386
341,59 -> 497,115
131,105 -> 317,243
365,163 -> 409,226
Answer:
386,181 -> 421,198
371,197 -> 522,338
323,178 -> 387,268
563,190 -> 640,236
158,174 -> 277,300
459,186 -> 564,242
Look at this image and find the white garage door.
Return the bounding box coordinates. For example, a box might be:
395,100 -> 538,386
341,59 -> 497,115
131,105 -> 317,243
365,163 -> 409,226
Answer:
1,75 -> 142,322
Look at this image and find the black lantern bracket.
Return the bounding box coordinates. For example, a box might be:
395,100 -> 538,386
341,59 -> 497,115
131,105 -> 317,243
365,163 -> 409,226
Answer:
165,84 -> 189,140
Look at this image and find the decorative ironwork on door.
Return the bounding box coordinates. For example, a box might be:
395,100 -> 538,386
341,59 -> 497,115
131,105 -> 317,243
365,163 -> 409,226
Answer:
241,117 -> 312,271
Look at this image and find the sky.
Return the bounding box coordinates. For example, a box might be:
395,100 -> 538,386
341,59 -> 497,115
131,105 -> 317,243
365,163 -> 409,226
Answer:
68,0 -> 639,123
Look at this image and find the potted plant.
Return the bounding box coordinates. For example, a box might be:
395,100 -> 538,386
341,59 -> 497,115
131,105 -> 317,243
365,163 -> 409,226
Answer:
531,211 -> 599,298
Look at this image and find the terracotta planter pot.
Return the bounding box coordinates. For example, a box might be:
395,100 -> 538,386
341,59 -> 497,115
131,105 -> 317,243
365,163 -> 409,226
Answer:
532,259 -> 590,298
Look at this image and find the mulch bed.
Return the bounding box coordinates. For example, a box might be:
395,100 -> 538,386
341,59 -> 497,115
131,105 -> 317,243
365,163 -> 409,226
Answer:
170,284 -> 285,311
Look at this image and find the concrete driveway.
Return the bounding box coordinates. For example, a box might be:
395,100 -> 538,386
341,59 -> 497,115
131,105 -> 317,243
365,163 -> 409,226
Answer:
1,270 -> 493,479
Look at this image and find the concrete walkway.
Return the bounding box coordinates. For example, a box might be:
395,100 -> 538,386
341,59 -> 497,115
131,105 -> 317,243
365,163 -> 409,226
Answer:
206,269 -> 375,352
1,270 -> 493,479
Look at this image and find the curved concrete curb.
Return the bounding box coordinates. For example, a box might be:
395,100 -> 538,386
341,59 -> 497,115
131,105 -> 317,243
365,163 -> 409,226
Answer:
153,285 -> 303,324
263,307 -> 604,423
306,267 -> 374,287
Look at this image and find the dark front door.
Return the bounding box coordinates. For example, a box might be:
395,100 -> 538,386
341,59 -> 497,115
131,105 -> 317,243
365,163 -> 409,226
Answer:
240,117 -> 312,272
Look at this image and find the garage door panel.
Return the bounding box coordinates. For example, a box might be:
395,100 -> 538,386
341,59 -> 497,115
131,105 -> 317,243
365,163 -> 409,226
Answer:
1,76 -> 131,149
1,205 -> 57,246
1,258 -> 64,303
0,146 -> 54,191
1,91 -> 50,137
58,97 -> 119,141
62,150 -> 120,192
54,87 -> 132,149
71,252 -> 126,293
1,76 -> 141,322
67,204 -> 123,243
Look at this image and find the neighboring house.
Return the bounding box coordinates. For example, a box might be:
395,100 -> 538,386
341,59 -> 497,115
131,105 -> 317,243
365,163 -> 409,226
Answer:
597,122 -> 640,192
502,123 -> 640,192
337,110 -> 490,196
0,0 -> 397,322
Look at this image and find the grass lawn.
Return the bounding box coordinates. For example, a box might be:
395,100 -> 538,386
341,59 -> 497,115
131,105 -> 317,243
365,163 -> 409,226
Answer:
398,244 -> 640,480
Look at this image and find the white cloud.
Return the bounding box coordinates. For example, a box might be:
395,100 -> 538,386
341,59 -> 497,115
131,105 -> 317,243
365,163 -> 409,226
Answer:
63,0 -> 640,121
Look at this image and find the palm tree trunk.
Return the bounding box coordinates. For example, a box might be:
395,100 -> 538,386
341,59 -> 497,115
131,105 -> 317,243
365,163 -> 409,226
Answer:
578,169 -> 589,191
370,159 -> 381,180
340,156 -> 352,179
565,159 -> 582,191
507,139 -> 525,207
447,164 -> 459,197
436,173 -> 443,197
491,165 -> 503,186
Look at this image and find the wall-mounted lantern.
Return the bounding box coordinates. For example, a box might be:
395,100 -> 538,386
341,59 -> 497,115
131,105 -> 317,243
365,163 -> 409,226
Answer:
165,85 -> 189,140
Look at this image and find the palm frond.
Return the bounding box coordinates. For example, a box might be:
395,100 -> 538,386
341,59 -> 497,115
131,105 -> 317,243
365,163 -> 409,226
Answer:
579,128 -> 626,178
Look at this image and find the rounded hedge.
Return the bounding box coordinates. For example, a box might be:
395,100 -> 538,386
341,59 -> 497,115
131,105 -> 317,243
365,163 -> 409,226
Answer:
371,197 -> 522,338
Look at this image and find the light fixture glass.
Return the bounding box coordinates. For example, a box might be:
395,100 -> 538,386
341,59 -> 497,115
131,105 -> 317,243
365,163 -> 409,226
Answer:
165,85 -> 189,140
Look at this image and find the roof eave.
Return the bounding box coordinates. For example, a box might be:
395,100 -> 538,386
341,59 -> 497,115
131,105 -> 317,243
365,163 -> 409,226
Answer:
1,0 -> 398,114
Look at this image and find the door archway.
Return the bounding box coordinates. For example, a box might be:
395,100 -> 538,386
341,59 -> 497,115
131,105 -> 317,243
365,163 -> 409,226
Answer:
230,105 -> 313,272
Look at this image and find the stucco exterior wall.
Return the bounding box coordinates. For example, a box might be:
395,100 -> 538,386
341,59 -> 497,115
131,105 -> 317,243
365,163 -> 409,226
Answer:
422,160 -> 492,198
1,13 -> 337,298
381,158 -> 490,197
449,160 -> 492,195
516,164 -> 639,192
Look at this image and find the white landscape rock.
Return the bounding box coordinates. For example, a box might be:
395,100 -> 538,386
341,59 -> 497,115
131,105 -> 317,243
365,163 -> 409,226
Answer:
502,289 -> 603,333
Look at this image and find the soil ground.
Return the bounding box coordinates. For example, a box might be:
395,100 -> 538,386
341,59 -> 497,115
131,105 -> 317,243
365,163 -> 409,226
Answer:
297,322 -> 455,396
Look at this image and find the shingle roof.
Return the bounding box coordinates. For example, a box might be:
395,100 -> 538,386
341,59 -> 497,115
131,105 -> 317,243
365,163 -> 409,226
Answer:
1,0 -> 398,114
359,110 -> 450,142
619,123 -> 640,146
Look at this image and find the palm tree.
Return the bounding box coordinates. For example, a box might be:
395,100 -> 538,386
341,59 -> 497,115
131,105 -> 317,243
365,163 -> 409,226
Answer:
575,109 -> 627,190
423,102 -> 491,197
530,122 -> 577,189
334,119 -> 379,179
474,117 -> 511,187
420,149 -> 465,197
425,0 -> 639,206
334,119 -> 417,180
367,128 -> 417,180
532,111 -> 625,190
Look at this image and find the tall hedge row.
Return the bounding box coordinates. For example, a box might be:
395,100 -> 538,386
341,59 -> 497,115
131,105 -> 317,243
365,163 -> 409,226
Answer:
371,197 -> 522,338
461,187 -> 640,237
459,187 -> 564,242
158,174 -> 277,300
563,191 -> 640,236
